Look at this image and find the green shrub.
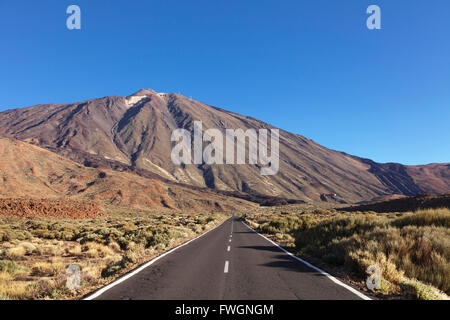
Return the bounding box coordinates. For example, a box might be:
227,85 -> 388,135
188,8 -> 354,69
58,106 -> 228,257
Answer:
0,260 -> 29,274
0,227 -> 32,242
258,215 -> 317,235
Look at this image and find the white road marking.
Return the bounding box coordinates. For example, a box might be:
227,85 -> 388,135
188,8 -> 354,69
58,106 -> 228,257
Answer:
230,234 -> 232,238
224,261 -> 229,273
83,218 -> 231,300
227,246 -> 231,252
229,239 -> 232,242
241,221 -> 372,301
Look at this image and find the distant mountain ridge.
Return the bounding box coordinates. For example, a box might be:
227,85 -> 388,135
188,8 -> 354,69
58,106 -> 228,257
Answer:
0,89 -> 448,203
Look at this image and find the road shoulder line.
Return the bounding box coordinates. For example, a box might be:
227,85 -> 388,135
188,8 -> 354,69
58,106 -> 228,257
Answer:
83,217 -> 230,300
241,221 -> 372,301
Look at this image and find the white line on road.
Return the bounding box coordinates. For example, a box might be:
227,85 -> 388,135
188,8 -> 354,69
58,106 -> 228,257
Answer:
227,246 -> 230,252
229,239 -> 232,242
241,221 -> 372,301
224,261 -> 229,273
231,217 -> 233,233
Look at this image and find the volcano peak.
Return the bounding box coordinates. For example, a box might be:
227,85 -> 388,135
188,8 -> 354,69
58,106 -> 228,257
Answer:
129,89 -> 158,97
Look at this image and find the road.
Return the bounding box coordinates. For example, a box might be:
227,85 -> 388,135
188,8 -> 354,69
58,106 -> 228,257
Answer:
90,216 -> 368,300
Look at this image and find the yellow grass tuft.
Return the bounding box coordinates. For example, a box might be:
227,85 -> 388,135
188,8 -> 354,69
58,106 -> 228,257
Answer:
4,246 -> 27,259
0,271 -> 34,300
31,260 -> 64,277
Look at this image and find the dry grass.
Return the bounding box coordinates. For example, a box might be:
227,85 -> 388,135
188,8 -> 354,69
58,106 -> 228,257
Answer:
81,242 -> 115,258
4,246 -> 27,259
37,244 -> 63,256
32,259 -> 64,277
0,272 -> 34,300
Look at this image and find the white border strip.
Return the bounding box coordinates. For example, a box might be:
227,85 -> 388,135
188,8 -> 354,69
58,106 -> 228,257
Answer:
241,221 -> 372,301
84,218 -> 230,300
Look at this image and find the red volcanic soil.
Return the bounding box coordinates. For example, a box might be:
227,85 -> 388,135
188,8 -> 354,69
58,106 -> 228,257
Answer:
0,199 -> 106,219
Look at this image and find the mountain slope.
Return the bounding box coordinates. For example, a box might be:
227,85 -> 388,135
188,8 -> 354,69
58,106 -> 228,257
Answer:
0,138 -> 253,211
0,89 -> 448,203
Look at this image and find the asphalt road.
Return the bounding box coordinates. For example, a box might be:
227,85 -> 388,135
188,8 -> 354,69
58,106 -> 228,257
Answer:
92,216 -> 367,300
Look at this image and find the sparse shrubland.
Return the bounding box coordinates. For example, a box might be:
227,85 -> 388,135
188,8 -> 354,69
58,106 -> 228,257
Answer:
242,207 -> 450,300
0,209 -> 228,300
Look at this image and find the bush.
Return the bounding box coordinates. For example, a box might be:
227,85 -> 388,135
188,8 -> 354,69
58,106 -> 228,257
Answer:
391,208 -> 450,228
4,246 -> 27,259
294,215 -> 387,250
0,227 -> 32,242
32,259 -> 64,277
258,215 -> 317,235
0,260 -> 29,274
18,242 -> 37,255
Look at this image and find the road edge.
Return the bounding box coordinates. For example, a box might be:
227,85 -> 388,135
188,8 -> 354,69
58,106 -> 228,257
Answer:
241,220 -> 372,301
83,217 -> 231,300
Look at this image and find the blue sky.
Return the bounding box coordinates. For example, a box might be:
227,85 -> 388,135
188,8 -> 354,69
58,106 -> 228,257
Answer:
0,0 -> 449,165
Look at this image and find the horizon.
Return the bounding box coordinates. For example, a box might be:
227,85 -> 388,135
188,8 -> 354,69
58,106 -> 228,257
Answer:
1,1 -> 449,166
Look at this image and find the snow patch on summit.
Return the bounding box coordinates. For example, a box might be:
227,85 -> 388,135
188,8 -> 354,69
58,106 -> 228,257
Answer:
125,95 -> 146,108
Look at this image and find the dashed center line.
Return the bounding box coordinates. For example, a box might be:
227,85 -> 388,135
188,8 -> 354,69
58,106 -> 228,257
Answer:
224,261 -> 229,273
229,239 -> 232,242
227,246 -> 230,252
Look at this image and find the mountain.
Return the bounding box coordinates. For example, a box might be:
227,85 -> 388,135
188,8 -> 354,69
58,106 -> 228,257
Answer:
0,138 -> 253,211
0,89 -> 448,203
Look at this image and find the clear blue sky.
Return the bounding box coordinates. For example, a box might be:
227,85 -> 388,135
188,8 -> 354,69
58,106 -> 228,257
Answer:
1,0 -> 449,165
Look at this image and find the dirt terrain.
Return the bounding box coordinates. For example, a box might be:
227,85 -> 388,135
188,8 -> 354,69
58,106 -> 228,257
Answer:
0,138 -> 254,212
0,199 -> 105,219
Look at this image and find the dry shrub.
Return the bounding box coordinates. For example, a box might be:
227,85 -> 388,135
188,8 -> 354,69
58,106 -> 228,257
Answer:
392,208 -> 450,228
258,215 -> 317,235
4,246 -> 27,259
82,242 -> 115,258
31,276 -> 69,299
18,242 -> 37,255
66,244 -> 82,256
0,260 -> 30,275
400,278 -> 449,300
32,259 -> 64,277
0,272 -> 34,300
37,244 -> 63,256
108,242 -> 121,252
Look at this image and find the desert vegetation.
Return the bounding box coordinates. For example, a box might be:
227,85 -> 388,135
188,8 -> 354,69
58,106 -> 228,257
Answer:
0,208 -> 227,300
241,206 -> 450,300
